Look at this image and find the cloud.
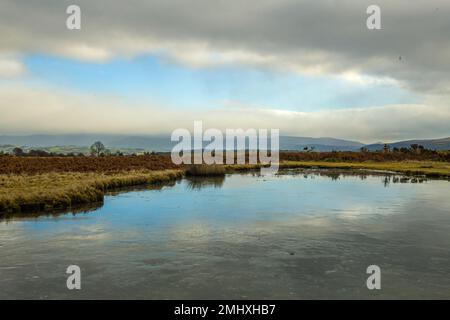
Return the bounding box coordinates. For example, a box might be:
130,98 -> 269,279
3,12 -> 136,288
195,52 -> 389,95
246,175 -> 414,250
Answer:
0,56 -> 26,77
1,85 -> 449,142
0,0 -> 449,94
59,44 -> 114,62
0,0 -> 448,140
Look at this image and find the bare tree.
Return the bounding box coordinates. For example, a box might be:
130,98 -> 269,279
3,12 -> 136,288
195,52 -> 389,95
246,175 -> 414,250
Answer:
90,141 -> 105,156
13,147 -> 24,156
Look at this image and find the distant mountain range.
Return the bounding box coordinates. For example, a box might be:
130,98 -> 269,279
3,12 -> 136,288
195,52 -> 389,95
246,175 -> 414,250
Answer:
364,137 -> 450,151
0,134 -> 170,151
0,135 -> 172,153
0,134 -> 449,153
278,136 -> 363,151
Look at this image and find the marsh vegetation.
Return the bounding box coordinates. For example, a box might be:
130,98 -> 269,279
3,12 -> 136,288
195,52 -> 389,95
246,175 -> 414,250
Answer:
186,164 -> 226,176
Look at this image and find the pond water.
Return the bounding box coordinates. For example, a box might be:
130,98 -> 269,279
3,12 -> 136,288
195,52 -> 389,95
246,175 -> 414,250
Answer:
1,169 -> 450,299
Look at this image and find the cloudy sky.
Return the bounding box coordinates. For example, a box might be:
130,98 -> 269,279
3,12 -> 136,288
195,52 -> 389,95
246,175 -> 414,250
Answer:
0,0 -> 449,143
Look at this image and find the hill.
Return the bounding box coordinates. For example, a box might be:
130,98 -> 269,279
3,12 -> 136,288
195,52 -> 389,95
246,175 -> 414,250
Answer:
365,137 -> 450,151
1,134 -> 449,153
0,134 -> 364,153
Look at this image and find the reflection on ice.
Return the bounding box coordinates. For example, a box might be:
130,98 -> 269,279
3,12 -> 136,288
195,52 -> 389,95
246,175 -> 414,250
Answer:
0,169 -> 449,299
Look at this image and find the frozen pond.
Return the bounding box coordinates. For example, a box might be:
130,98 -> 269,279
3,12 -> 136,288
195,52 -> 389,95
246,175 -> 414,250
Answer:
1,169 -> 450,299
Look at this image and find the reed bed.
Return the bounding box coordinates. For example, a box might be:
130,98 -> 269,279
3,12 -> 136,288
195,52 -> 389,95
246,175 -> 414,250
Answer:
185,164 -> 226,176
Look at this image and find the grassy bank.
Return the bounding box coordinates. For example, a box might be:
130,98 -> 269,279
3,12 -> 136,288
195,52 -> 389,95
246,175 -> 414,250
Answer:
225,161 -> 450,178
279,161 -> 450,178
0,169 -> 183,215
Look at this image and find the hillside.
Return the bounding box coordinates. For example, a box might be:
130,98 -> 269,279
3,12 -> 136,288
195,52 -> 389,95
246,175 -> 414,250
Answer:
1,134 -> 449,153
365,137 -> 450,151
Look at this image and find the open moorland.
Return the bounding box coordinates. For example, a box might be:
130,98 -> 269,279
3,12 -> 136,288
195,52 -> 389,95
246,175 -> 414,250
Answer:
0,154 -> 179,174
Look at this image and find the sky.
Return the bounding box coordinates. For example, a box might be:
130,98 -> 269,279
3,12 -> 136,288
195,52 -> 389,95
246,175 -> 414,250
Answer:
0,0 -> 449,143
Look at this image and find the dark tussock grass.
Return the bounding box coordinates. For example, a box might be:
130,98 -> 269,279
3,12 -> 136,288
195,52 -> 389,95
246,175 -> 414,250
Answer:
185,164 -> 226,176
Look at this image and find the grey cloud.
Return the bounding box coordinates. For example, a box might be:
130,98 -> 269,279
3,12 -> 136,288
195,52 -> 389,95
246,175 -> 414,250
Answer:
1,0 -> 449,94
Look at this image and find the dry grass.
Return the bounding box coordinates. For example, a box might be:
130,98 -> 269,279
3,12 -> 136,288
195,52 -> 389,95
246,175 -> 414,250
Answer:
280,151 -> 450,162
223,161 -> 450,177
0,169 -> 183,215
